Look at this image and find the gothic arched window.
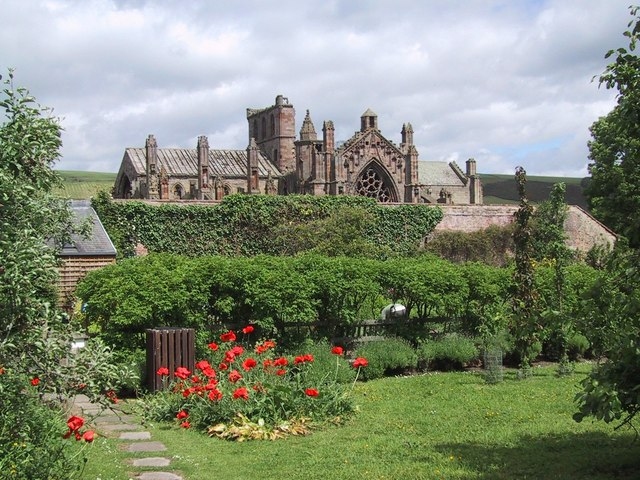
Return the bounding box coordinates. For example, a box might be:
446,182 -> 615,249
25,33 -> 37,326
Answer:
355,163 -> 396,202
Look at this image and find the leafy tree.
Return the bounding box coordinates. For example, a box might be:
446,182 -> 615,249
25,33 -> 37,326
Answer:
586,5 -> 640,247
510,167 -> 540,376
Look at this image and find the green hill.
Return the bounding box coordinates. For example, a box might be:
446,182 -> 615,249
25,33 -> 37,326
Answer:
481,174 -> 589,209
54,170 -> 590,209
55,170 -> 116,199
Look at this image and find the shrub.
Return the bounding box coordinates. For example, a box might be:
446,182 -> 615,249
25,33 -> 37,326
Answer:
353,338 -> 418,380
418,335 -> 479,371
141,331 -> 362,440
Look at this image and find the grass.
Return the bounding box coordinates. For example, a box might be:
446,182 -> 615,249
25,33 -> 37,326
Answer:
54,170 -> 115,199
79,364 -> 640,480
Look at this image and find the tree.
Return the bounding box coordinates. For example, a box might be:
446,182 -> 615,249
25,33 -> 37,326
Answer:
586,6 -> 640,247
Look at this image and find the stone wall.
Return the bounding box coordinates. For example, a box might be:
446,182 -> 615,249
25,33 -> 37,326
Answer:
435,204 -> 616,252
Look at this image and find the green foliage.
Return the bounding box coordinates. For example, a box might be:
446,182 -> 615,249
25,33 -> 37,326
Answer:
91,192 -> 443,259
511,167 -> 540,375
353,338 -> 418,380
418,334 -> 479,371
586,6 -> 640,247
425,224 -> 515,266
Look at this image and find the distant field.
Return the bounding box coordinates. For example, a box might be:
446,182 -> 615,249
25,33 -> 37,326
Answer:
54,170 -> 589,208
55,170 -> 116,199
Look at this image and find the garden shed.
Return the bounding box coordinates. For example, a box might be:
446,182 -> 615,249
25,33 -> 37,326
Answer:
56,200 -> 117,311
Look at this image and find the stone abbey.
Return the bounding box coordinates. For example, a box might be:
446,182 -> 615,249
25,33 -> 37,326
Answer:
113,95 -> 483,205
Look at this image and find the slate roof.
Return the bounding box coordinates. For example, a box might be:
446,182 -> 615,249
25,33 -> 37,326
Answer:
417,161 -> 466,186
58,200 -> 117,257
124,148 -> 281,178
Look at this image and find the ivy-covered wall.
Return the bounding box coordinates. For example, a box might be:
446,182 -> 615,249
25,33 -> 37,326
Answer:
91,192 -> 444,258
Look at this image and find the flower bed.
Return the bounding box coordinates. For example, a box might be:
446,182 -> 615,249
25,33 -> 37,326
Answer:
142,328 -> 367,440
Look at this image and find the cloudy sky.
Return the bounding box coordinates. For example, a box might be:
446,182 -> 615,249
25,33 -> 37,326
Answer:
1,0 -> 634,177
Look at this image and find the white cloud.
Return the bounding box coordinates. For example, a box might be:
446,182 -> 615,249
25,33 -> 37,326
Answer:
0,0 -> 633,176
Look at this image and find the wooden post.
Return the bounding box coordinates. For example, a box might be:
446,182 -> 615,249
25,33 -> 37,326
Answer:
146,328 -> 195,392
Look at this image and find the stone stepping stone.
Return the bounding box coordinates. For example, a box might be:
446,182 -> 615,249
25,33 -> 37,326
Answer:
93,415 -> 138,425
119,431 -> 151,440
136,472 -> 182,480
127,441 -> 167,452
132,457 -> 171,468
100,423 -> 141,431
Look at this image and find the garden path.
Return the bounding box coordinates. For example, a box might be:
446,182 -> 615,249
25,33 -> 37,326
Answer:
72,395 -> 184,480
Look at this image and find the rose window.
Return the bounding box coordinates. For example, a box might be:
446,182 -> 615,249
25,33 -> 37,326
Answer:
355,167 -> 391,202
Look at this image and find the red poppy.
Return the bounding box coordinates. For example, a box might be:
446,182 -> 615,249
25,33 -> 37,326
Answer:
305,388 -> 319,397
30,377 -> 40,386
228,370 -> 242,383
208,342 -> 219,351
276,369 -> 287,376
180,421 -> 191,429
274,357 -> 288,367
82,430 -> 95,442
231,345 -> 244,356
242,325 -> 255,334
353,357 -> 368,368
263,359 -> 273,368
195,360 -> 211,371
331,346 -> 344,356
208,389 -> 223,401
205,378 -> 219,389
202,366 -> 216,378
67,416 -> 85,432
242,357 -> 257,371
176,410 -> 189,420
0,367 -> 5,374
255,344 -> 268,354
218,362 -> 229,371
106,389 -> 119,404
233,387 -> 249,400
175,367 -> 191,379
224,351 -> 236,363
156,367 -> 169,376
220,331 -> 236,342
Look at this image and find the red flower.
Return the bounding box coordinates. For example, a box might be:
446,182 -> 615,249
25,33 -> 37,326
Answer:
195,360 -> 211,371
67,416 -> 85,432
231,345 -> 244,356
224,351 -> 236,363
264,340 -> 276,349
242,357 -> 257,371
274,357 -> 288,367
106,389 -> 119,404
233,387 -> 249,400
208,342 -> 219,351
242,325 -> 255,334
175,367 -> 191,379
305,388 -> 319,397
220,330 -> 236,342
202,366 -> 216,378
294,354 -> 314,364
0,367 -> 5,375
331,346 -> 344,356
255,344 -> 268,354
353,357 -> 368,368
228,370 -> 242,383
208,389 -> 223,401
180,421 -> 191,429
263,359 -> 273,368
82,430 -> 95,442
276,369 -> 287,376
176,410 -> 189,420
205,379 -> 219,390
218,362 -> 229,371
156,366 -> 169,376
30,377 -> 40,386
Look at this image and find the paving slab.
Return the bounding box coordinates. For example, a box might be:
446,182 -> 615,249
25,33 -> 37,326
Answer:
136,472 -> 182,480
119,431 -> 151,440
132,457 -> 171,468
93,415 -> 138,425
100,423 -> 142,431
127,441 -> 167,452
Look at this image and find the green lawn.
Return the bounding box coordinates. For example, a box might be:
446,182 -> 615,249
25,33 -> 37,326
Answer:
80,364 -> 640,480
